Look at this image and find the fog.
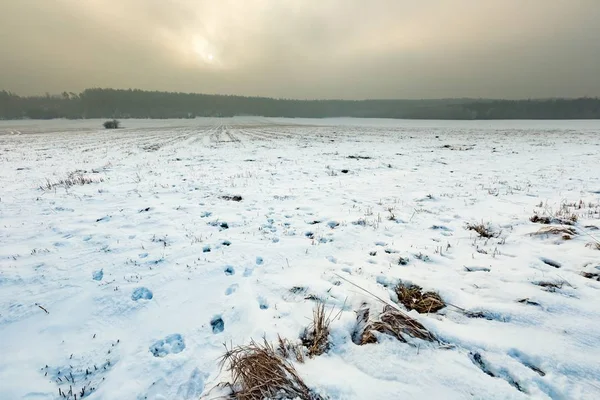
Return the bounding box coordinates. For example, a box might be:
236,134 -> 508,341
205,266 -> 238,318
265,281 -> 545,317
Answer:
2,0 -> 599,99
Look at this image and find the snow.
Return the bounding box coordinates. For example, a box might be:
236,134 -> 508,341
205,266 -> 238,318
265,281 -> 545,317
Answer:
1,117 -> 600,399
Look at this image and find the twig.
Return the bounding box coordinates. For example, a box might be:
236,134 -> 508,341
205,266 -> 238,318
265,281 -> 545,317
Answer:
36,303 -> 49,314
333,273 -> 401,311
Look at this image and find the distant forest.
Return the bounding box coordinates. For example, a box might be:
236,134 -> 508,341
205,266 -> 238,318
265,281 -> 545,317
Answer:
2,88 -> 600,120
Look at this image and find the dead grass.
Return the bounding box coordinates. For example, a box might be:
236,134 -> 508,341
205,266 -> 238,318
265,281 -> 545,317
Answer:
586,242 -> 600,250
529,215 -> 552,224
581,272 -> 600,281
360,305 -> 437,344
221,195 -> 243,202
534,281 -> 565,292
334,273 -> 437,345
277,335 -> 304,363
300,303 -> 332,358
465,222 -> 497,238
530,213 -> 577,225
532,198 -> 600,225
40,172 -> 104,190
395,283 -> 445,313
351,305 -> 370,345
532,226 -> 577,237
220,338 -> 323,400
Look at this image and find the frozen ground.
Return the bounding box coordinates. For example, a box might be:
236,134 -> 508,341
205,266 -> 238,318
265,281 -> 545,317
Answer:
1,117 -> 599,399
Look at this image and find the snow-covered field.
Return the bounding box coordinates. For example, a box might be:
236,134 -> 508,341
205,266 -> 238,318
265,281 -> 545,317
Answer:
1,117 -> 599,399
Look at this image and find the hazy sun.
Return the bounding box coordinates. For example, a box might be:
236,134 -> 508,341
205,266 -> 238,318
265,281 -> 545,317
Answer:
191,36 -> 217,64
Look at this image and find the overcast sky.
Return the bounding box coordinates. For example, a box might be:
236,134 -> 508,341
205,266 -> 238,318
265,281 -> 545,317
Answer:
1,0 -> 599,99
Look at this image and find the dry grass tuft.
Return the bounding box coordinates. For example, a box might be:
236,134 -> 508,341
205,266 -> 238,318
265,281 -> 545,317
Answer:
585,242 -> 600,250
529,215 -> 552,224
277,335 -> 304,363
221,195 -> 243,202
300,303 -> 332,358
465,222 -> 497,238
581,272 -> 600,281
360,305 -> 437,344
40,172 -> 104,190
532,226 -> 577,237
530,214 -> 577,225
534,281 -> 565,292
351,304 -> 370,345
220,338 -> 323,400
395,283 -> 445,314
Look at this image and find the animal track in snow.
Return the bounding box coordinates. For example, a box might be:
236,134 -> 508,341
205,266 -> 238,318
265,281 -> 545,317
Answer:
131,287 -> 153,301
210,316 -> 224,334
92,269 -> 103,281
224,266 -> 235,275
149,334 -> 185,357
225,284 -> 238,295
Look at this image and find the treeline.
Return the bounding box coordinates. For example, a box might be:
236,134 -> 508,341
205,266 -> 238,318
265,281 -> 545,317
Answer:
1,88 -> 600,120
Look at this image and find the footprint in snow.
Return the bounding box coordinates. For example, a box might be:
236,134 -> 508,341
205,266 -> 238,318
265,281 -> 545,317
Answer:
243,268 -> 254,277
258,297 -> 269,309
507,349 -> 546,376
92,269 -> 104,281
224,266 -> 235,275
211,316 -> 224,334
225,284 -> 238,295
176,368 -> 207,399
540,257 -> 561,268
131,287 -> 153,301
256,256 -> 264,265
149,334 -> 185,357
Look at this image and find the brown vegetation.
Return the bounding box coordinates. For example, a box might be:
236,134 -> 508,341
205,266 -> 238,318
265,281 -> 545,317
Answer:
360,305 -> 437,344
465,222 -> 497,238
300,303 -> 332,358
220,338 -> 323,400
395,283 -> 445,313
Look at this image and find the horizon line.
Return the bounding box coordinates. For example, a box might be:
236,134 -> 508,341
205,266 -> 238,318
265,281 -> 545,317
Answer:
2,88 -> 599,102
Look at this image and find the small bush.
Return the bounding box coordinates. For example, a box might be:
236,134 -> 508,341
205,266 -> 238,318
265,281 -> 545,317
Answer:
103,119 -> 120,129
